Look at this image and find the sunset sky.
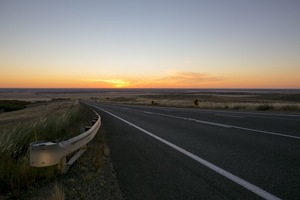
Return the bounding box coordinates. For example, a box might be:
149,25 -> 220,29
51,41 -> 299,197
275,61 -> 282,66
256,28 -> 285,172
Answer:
1,0 -> 299,88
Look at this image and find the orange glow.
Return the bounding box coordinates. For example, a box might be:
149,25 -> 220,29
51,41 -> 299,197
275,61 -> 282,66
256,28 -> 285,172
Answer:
1,64 -> 300,88
1,72 -> 300,89
86,79 -> 133,88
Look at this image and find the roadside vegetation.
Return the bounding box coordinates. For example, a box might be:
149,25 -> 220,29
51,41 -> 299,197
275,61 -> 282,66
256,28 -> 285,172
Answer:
0,100 -> 93,198
94,93 -> 300,112
23,122 -> 111,200
0,100 -> 31,112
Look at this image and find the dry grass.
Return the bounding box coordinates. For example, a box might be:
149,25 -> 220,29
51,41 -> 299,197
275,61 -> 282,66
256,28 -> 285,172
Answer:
92,93 -> 300,112
0,92 -> 52,101
51,183 -> 65,200
0,100 -> 93,198
0,101 -> 73,129
90,128 -> 110,172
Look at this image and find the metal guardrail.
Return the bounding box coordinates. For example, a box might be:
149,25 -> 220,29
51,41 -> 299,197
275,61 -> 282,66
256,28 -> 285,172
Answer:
29,111 -> 101,173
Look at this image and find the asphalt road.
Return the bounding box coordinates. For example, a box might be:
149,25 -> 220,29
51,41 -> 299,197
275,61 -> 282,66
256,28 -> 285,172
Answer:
84,102 -> 300,200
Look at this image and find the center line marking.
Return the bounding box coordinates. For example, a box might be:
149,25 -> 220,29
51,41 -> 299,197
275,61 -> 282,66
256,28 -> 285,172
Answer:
145,111 -> 300,140
216,114 -> 243,118
94,106 -> 281,200
102,104 -> 300,140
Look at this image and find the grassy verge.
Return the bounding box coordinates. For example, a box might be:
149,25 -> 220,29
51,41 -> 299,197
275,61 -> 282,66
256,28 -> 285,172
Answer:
23,124 -> 111,200
94,93 -> 300,112
0,100 -> 93,198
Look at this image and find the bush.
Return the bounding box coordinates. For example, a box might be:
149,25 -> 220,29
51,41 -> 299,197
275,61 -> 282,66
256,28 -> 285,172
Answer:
232,105 -> 246,110
256,103 -> 274,111
151,100 -> 158,105
0,100 -> 30,112
194,99 -> 199,106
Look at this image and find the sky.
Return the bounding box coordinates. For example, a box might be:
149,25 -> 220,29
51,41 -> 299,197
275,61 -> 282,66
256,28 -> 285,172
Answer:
0,0 -> 299,88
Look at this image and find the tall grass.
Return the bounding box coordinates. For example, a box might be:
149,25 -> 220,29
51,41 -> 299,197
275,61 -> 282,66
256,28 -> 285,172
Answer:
0,101 -> 92,198
51,183 -> 65,200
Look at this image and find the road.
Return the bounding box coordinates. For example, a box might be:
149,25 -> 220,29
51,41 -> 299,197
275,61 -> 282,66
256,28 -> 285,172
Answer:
85,101 -> 300,200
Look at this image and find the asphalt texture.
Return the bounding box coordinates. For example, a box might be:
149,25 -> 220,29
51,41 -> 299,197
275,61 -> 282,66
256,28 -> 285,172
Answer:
84,102 -> 300,200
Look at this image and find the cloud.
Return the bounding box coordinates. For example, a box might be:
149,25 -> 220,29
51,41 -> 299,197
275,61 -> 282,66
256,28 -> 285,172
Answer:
86,79 -> 133,88
150,72 -> 223,87
84,72 -> 223,88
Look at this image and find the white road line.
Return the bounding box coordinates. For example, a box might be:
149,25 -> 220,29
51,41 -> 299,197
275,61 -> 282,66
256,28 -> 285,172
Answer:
101,104 -> 300,140
215,114 -> 243,118
143,111 -> 154,114
194,109 -> 300,118
145,111 -> 300,140
144,112 -> 233,128
231,126 -> 300,140
95,106 -> 281,200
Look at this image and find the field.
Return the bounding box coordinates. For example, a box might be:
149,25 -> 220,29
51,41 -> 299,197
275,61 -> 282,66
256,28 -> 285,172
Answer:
1,88 -> 299,112
73,89 -> 299,112
97,92 -> 300,112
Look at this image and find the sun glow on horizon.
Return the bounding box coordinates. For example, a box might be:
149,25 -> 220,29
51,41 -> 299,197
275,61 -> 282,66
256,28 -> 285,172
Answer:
86,79 -> 133,88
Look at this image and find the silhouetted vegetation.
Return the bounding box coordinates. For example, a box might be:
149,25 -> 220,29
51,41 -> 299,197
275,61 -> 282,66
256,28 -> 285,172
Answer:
0,100 -> 30,112
256,103 -> 274,111
194,99 -> 199,106
51,98 -> 71,101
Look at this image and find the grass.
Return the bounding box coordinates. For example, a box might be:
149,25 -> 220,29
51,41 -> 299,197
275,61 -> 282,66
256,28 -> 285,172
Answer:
51,183 -> 65,200
0,100 -> 93,198
38,125 -> 109,200
94,93 -> 300,112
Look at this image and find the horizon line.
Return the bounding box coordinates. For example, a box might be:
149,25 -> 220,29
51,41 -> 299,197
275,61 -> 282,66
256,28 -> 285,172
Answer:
1,87 -> 300,90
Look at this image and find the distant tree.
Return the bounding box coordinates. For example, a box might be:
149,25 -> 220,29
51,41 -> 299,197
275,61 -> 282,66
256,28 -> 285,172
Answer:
151,100 -> 157,105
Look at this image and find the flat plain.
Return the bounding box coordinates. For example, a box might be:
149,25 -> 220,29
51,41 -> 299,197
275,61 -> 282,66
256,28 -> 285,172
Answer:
1,88 -> 299,112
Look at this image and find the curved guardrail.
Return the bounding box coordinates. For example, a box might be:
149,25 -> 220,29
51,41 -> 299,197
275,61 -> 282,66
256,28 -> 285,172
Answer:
29,111 -> 101,173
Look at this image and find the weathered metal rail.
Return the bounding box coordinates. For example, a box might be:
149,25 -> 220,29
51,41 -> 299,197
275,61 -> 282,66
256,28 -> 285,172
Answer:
29,111 -> 101,173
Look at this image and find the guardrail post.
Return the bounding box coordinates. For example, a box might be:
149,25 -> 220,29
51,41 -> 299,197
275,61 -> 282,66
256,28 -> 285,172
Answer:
58,157 -> 68,174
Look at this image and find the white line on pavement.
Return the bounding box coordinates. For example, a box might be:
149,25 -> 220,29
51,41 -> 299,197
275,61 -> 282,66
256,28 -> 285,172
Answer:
147,111 -> 300,140
95,106 -> 281,200
215,114 -> 243,118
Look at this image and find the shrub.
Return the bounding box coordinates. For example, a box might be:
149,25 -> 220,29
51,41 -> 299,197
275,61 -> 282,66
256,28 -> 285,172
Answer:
151,100 -> 158,105
194,99 -> 199,106
223,105 -> 229,109
256,103 -> 274,111
0,100 -> 30,112
232,105 -> 246,110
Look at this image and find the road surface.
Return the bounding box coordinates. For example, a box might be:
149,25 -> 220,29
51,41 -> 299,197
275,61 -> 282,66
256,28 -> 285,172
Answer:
85,102 -> 300,200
